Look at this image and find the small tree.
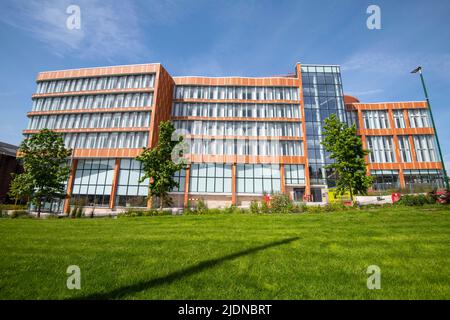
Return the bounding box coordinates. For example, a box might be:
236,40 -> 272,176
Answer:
8,173 -> 33,205
10,129 -> 72,217
321,114 -> 373,201
136,121 -> 186,210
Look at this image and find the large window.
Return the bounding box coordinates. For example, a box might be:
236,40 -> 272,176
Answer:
370,170 -> 399,190
413,135 -> 437,162
174,86 -> 299,101
404,169 -> 444,190
71,159 -> 115,207
366,136 -> 396,163
36,74 -> 155,94
285,165 -> 305,185
398,136 -> 412,163
189,163 -> 232,193
393,110 -> 406,128
171,169 -> 186,192
236,164 -> 281,194
408,109 -> 430,128
362,110 -> 390,129
172,102 -> 301,119
116,159 -> 149,207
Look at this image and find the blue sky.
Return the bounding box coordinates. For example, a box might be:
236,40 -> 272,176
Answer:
0,0 -> 449,168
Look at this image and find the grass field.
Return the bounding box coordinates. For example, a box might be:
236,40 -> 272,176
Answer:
0,206 -> 449,300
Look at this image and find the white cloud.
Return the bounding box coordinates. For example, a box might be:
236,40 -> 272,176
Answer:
0,0 -> 148,61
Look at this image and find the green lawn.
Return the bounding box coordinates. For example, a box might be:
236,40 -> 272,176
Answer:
1,206 -> 449,300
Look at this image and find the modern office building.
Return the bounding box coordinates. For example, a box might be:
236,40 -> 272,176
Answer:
22,63 -> 445,212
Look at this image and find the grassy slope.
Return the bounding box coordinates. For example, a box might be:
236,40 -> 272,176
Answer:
0,206 -> 449,300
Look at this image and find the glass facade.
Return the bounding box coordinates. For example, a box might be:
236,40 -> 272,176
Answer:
370,170 -> 400,190
116,159 -> 149,207
189,163 -> 232,194
71,159 -> 115,207
301,65 -> 346,186
285,164 -> 306,185
236,164 -> 281,194
404,169 -> 444,190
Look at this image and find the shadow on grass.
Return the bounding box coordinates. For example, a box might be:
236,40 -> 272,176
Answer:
73,236 -> 299,300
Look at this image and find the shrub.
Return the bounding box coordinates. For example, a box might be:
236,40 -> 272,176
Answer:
323,203 -> 346,212
270,193 -> 293,214
10,210 -> 29,218
224,205 -> 239,214
76,207 -> 83,218
396,194 -> 434,206
70,207 -> 77,218
307,205 -> 323,213
249,201 -> 261,214
0,204 -> 27,211
118,209 -> 171,217
260,201 -> 271,214
291,203 -> 308,213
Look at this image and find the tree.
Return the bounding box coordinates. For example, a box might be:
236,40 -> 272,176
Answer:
10,129 -> 72,217
8,173 -> 33,205
136,121 -> 186,209
321,114 -> 373,201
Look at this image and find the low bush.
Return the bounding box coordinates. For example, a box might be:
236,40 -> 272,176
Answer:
10,210 -> 29,219
75,207 -> 83,218
396,194 -> 435,206
0,204 -> 27,211
118,209 -> 171,217
270,193 -> 293,214
249,200 -> 260,214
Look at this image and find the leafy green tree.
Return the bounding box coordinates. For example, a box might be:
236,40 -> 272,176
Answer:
8,173 -> 33,205
10,129 -> 72,217
136,121 -> 186,209
321,114 -> 373,201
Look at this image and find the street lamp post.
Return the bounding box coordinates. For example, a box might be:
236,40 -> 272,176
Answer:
411,66 -> 449,190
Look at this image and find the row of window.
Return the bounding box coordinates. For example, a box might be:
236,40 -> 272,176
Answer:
186,139 -> 303,156
61,132 -> 148,149
370,169 -> 444,190
32,93 -> 153,112
172,103 -> 301,119
173,120 -> 302,138
36,74 -> 155,94
300,65 -> 341,75
363,110 -> 390,129
366,135 -> 437,163
174,86 -> 299,101
69,158 -> 444,207
363,109 -> 431,129
28,112 -> 151,130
